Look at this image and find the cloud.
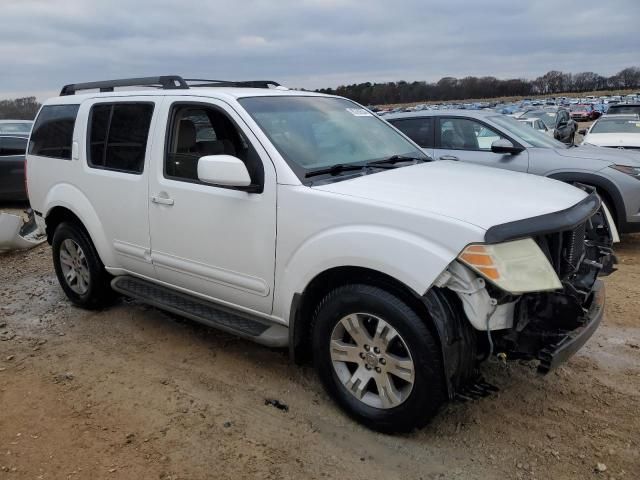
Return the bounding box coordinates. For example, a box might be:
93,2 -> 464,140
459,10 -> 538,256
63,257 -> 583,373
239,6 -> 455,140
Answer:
1,0 -> 639,100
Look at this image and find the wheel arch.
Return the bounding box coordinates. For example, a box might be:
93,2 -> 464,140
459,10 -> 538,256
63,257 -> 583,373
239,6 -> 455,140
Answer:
547,172 -> 624,228
43,185 -> 114,266
288,265 -> 476,398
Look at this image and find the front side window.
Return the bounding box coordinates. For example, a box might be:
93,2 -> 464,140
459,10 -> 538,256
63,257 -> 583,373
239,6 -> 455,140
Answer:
489,115 -> 566,149
165,104 -> 263,186
28,105 -> 79,159
238,96 -> 426,179
389,118 -> 434,148
0,137 -> 28,156
439,118 -> 503,151
88,103 -> 154,174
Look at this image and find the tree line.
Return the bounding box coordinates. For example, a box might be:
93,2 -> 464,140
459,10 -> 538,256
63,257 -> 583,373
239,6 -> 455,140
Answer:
0,96 -> 41,120
316,67 -> 640,105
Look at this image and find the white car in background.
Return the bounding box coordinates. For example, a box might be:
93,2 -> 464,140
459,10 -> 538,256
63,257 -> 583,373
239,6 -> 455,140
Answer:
517,117 -> 549,134
581,115 -> 640,150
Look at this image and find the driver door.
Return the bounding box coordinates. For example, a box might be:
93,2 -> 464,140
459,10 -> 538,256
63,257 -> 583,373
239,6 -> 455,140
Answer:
434,116 -> 529,172
147,97 -> 277,314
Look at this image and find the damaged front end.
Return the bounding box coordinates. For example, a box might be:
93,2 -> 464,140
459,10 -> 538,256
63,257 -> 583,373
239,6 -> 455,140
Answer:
495,194 -> 616,373
434,191 -> 616,392
0,209 -> 46,253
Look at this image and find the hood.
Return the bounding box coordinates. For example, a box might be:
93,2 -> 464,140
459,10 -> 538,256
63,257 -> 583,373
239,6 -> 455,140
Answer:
554,144 -> 640,165
312,161 -> 587,231
584,133 -> 640,148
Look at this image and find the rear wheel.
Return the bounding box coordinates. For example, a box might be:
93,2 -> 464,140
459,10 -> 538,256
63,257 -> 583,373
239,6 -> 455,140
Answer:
52,222 -> 115,309
312,284 -> 446,433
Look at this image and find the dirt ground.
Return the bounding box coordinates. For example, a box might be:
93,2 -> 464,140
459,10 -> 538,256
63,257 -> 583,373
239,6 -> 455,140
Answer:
0,205 -> 638,480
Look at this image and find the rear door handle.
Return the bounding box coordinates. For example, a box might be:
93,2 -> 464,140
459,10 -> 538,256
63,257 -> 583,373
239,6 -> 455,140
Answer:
151,196 -> 174,206
439,155 -> 459,161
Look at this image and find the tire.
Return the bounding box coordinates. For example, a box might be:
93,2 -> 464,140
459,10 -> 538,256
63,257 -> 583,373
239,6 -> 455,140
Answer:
312,284 -> 446,433
51,221 -> 115,309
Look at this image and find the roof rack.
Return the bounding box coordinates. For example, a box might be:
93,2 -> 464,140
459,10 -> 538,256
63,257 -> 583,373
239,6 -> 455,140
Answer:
59,76 -> 281,96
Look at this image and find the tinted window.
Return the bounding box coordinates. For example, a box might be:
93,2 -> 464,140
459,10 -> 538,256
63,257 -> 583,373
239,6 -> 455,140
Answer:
0,137 -> 28,156
88,103 -> 154,174
439,118 -> 503,150
390,118 -> 434,148
165,105 -> 263,186
29,105 -> 79,159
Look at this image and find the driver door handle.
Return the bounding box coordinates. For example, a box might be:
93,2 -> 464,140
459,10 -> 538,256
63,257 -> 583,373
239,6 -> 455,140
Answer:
439,155 -> 459,161
151,195 -> 175,206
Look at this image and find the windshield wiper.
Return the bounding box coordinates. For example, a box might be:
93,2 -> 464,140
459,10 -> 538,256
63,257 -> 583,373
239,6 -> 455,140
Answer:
365,155 -> 428,167
304,163 -> 367,178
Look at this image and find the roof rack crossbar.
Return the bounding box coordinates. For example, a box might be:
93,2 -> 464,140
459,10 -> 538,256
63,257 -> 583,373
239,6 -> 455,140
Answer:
183,79 -> 281,88
60,76 -> 189,96
59,76 -> 281,96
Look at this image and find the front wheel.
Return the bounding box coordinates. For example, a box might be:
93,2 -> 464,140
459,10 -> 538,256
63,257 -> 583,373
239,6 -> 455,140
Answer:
312,284 -> 446,433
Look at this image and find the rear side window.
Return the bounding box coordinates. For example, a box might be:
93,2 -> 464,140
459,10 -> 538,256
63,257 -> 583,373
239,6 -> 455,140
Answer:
390,118 -> 434,148
29,105 -> 79,159
0,137 -> 28,156
88,103 -> 154,174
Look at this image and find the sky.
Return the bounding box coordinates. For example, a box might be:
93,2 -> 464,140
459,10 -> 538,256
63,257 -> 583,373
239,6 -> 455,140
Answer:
2,0 -> 639,100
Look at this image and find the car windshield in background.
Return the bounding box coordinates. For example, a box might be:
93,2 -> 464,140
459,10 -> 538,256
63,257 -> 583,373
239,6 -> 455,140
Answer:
489,115 -> 566,148
591,118 -> 640,134
525,110 -> 557,129
0,122 -> 33,134
570,105 -> 589,111
607,105 -> 640,115
238,96 -> 426,178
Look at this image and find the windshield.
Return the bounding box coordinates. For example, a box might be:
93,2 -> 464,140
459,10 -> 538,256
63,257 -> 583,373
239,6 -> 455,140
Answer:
525,111 -> 557,129
238,96 -> 426,179
489,115 -> 566,148
0,122 -> 32,134
570,104 -> 590,111
607,105 -> 640,115
591,118 -> 640,134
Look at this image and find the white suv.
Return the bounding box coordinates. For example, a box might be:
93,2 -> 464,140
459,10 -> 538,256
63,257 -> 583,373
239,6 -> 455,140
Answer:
27,76 -> 616,432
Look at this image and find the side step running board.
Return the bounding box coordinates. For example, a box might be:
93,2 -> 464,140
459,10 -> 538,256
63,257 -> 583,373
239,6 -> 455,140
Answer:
111,276 -> 288,347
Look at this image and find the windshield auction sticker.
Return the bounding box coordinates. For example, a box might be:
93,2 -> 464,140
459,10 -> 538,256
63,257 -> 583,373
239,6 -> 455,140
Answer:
346,108 -> 373,117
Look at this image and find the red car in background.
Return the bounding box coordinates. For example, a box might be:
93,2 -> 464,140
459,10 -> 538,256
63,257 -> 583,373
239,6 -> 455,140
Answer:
570,104 -> 601,121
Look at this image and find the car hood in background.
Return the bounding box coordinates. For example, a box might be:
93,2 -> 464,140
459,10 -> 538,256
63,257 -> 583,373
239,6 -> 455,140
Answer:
583,133 -> 640,148
312,161 -> 587,231
553,144 -> 640,164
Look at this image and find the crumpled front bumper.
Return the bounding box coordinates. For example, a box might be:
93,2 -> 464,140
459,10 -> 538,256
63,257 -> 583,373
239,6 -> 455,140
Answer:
537,279 -> 604,374
0,209 -> 46,253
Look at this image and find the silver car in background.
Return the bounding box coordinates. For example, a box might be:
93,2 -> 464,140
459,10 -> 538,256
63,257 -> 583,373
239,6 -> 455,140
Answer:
386,110 -> 640,233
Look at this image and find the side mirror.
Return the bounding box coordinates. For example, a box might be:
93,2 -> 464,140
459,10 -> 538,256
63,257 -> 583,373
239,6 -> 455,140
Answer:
578,128 -> 588,136
197,155 -> 251,188
491,138 -> 523,155
556,120 -> 568,129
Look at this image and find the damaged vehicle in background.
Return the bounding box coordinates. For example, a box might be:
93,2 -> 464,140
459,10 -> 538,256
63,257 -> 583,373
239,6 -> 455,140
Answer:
0,133 -> 29,201
27,76 -> 616,432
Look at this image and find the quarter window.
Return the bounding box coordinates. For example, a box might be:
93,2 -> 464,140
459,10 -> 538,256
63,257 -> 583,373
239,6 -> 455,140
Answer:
439,118 -> 504,151
390,118 -> 434,148
0,137 -> 28,156
28,105 -> 79,159
88,103 -> 154,174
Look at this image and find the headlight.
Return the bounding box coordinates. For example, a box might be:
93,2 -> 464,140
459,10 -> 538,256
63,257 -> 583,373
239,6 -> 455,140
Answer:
610,165 -> 640,180
458,238 -> 562,294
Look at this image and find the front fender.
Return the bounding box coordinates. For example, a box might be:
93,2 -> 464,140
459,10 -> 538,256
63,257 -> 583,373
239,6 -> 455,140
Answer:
43,183 -> 114,266
273,224 -> 461,322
